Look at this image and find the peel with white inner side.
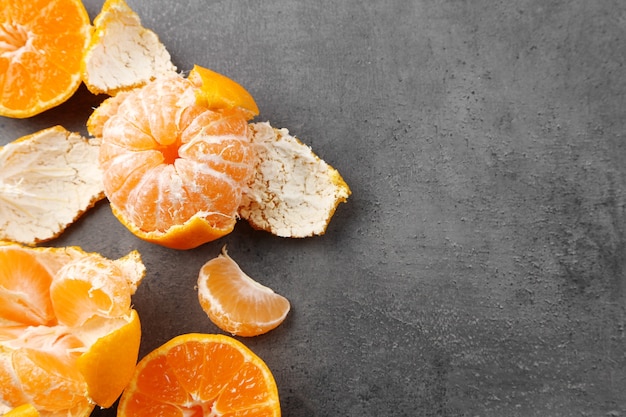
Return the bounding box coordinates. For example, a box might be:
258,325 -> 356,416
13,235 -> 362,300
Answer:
239,122 -> 351,237
0,126 -> 104,245
81,0 -> 177,95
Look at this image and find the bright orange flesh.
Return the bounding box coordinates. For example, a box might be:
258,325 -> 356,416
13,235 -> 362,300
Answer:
117,333 -> 281,417
0,242 -> 144,416
0,0 -> 91,118
94,71 -> 257,249
197,247 -> 290,337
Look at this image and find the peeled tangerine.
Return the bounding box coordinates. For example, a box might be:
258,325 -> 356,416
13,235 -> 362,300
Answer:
89,68 -> 259,250
0,242 -> 145,417
0,126 -> 104,245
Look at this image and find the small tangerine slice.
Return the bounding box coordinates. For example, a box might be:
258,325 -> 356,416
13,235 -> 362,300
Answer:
93,71 -> 258,249
0,0 -> 91,118
197,247 -> 290,337
0,126 -> 104,245
117,333 -> 281,417
81,0 -> 177,95
0,242 -> 145,415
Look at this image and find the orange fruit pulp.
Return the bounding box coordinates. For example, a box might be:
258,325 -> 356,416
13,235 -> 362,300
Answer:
92,66 -> 259,249
197,247 -> 290,337
0,0 -> 91,118
0,242 -> 144,416
117,333 -> 281,417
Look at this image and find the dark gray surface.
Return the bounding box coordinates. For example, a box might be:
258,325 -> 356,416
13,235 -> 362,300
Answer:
2,0 -> 626,416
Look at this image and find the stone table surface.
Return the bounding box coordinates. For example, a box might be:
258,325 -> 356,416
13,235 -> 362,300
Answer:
2,0 -> 625,416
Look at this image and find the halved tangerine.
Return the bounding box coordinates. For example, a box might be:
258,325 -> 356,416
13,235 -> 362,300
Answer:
0,0 -> 91,118
117,333 -> 281,417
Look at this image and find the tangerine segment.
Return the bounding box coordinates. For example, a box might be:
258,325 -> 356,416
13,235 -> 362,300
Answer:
189,65 -> 259,120
0,0 -> 91,118
0,247 -> 55,327
0,242 -> 145,416
117,333 -> 281,417
197,247 -> 290,337
95,72 -> 257,249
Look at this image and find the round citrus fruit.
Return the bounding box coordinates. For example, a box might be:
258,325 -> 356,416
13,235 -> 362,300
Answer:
118,333 -> 281,417
0,0 -> 91,118
197,247 -> 290,337
91,69 -> 258,250
0,242 -> 145,416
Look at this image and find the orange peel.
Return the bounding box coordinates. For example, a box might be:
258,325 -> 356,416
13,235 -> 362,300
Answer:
0,126 -> 104,245
81,0 -> 177,95
240,122 -> 351,237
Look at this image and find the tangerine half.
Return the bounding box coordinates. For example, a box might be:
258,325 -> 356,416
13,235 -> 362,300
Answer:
0,0 -> 91,118
93,70 -> 258,249
117,333 -> 281,417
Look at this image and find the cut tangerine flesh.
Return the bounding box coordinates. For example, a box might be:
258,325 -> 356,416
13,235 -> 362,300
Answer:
197,247 -> 290,337
95,72 -> 257,249
0,242 -> 145,416
117,333 -> 281,417
0,0 -> 91,118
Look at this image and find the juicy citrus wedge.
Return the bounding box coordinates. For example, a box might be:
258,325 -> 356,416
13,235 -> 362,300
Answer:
117,333 -> 281,417
0,242 -> 145,416
90,71 -> 257,250
0,126 -> 104,245
0,0 -> 91,118
197,247 -> 290,337
2,404 -> 40,417
239,122 -> 351,237
81,0 -> 177,95
189,65 -> 259,120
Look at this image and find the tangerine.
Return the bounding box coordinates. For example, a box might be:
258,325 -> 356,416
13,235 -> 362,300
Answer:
0,0 -> 91,118
117,333 -> 281,417
92,70 -> 258,249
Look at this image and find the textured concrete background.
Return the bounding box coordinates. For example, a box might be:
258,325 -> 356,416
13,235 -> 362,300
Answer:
2,0 -> 625,416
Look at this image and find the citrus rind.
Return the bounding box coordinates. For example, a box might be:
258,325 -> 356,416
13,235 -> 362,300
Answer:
110,203 -> 236,250
81,0 -> 177,95
239,122 -> 351,237
0,126 -> 104,245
